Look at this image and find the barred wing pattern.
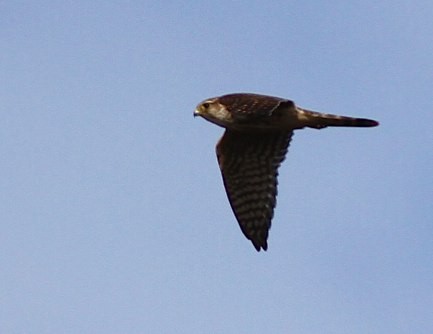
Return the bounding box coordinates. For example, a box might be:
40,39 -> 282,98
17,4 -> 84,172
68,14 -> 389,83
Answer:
216,130 -> 293,251
218,93 -> 293,122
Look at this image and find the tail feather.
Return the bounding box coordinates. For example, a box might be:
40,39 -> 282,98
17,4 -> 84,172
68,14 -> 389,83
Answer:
299,108 -> 379,129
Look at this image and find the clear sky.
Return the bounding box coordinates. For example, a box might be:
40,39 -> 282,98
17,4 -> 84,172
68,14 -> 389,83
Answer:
1,1 -> 432,333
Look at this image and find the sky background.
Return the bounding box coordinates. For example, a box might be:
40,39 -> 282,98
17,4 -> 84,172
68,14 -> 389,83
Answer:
1,1 -> 432,333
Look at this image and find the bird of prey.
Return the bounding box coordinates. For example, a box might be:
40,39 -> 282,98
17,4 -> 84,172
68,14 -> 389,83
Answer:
194,93 -> 379,251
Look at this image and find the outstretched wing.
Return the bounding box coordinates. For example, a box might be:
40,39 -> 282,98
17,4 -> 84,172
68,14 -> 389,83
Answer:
216,130 -> 293,251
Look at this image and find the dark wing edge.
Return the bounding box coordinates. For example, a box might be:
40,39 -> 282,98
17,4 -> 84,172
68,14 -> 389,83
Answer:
216,130 -> 293,251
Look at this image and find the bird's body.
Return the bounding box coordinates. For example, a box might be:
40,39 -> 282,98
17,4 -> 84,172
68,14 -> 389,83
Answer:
194,93 -> 378,251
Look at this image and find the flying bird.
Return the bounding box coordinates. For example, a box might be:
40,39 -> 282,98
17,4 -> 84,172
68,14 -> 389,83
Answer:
194,93 -> 379,251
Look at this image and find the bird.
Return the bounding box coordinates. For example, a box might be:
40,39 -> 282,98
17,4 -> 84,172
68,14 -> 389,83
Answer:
194,93 -> 379,251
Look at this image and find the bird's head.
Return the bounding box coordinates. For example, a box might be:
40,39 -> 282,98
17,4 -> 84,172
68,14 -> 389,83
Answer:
194,97 -> 232,128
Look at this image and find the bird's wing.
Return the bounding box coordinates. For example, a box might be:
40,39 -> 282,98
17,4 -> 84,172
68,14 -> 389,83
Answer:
216,130 -> 293,251
217,93 -> 295,122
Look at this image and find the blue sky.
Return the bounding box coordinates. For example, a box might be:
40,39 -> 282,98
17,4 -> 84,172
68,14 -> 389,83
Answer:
1,1 -> 432,333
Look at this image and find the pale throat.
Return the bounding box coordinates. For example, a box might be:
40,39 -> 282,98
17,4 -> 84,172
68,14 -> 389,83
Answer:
205,105 -> 232,127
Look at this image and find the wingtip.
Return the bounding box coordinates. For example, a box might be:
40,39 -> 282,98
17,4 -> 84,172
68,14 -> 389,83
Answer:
252,241 -> 268,252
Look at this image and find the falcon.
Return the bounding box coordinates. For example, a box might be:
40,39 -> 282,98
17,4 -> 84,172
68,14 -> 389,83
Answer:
194,93 -> 379,251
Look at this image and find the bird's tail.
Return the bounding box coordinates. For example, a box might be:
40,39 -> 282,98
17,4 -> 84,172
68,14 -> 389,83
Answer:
299,108 -> 379,129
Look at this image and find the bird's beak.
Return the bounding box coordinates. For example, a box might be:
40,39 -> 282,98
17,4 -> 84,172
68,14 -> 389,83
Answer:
193,109 -> 200,118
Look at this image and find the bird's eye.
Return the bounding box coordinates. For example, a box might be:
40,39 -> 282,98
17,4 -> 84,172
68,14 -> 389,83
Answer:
202,102 -> 210,109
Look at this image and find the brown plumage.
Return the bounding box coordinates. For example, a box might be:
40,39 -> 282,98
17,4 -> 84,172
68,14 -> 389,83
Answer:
194,93 -> 379,251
